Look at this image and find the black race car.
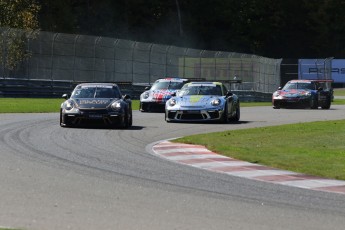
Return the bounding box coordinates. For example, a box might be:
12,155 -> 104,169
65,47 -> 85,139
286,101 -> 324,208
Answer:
60,83 -> 132,128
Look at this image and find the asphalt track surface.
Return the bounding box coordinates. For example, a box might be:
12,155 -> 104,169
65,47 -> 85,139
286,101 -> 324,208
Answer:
1,106 -> 345,230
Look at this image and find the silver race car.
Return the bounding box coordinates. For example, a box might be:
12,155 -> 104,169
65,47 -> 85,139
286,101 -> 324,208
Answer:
165,82 -> 240,123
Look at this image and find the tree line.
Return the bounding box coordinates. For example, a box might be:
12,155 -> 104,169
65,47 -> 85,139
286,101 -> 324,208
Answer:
2,0 -> 345,63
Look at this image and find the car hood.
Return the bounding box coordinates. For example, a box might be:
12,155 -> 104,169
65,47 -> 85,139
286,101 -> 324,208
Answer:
176,95 -> 220,107
277,89 -> 311,96
71,98 -> 118,109
151,89 -> 176,97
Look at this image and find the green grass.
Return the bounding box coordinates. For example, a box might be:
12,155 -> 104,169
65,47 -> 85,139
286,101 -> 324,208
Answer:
0,228 -> 19,230
333,99 -> 345,105
0,98 -> 140,113
0,98 -> 65,113
0,98 -> 344,113
0,87 -> 344,113
334,88 -> 345,96
174,120 -> 345,180
0,98 -> 273,113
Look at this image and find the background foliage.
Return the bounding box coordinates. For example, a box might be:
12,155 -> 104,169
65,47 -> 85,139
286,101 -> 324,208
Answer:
36,0 -> 345,59
2,0 -> 345,62
0,0 -> 40,70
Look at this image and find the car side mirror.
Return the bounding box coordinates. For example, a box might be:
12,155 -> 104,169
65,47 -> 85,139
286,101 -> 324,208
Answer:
145,87 -> 150,90
278,87 -> 282,90
62,94 -> 69,100
123,94 -> 131,100
226,91 -> 233,97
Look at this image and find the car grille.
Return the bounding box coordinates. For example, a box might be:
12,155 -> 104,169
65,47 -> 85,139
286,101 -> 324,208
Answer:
79,109 -> 108,114
168,110 -> 220,120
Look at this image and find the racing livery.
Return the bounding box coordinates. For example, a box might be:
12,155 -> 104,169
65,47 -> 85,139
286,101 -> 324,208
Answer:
165,82 -> 240,123
60,83 -> 132,128
272,79 -> 333,109
140,77 -> 189,112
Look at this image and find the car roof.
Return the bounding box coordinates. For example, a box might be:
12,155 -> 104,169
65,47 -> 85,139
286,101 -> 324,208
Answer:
76,82 -> 119,87
156,77 -> 188,82
288,79 -> 333,83
187,81 -> 223,86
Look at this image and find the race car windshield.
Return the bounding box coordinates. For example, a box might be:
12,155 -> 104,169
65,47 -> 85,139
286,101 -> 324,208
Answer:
71,86 -> 121,99
151,81 -> 185,90
283,82 -> 315,90
178,85 -> 222,96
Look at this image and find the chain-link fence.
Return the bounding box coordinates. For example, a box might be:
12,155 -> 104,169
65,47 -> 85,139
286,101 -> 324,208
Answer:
1,28 -> 282,95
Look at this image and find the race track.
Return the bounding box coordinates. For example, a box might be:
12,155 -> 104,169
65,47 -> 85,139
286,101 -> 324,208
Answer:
1,106 -> 345,230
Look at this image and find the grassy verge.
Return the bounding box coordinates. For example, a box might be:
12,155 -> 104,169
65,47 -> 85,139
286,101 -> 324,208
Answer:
174,120 -> 345,180
334,88 -> 345,96
0,87 -> 343,113
0,98 -> 344,113
0,98 -> 140,113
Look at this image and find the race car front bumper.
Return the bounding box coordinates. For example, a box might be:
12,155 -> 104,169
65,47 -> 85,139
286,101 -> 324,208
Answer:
165,108 -> 224,122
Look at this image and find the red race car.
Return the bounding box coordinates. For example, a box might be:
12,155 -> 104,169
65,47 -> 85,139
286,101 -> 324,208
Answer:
272,79 -> 333,109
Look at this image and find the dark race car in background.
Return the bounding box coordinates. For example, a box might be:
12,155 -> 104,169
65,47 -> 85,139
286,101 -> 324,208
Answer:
272,79 -> 333,109
140,77 -> 189,112
60,83 -> 132,128
165,82 -> 240,123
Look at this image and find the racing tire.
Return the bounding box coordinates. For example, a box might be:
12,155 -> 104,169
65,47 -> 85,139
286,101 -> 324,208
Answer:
128,110 -> 133,127
140,103 -> 149,112
321,97 -> 331,109
119,113 -> 128,129
273,101 -> 280,109
59,110 -> 63,127
165,112 -> 171,123
120,111 -> 131,129
310,96 -> 318,109
60,110 -> 71,127
220,104 -> 229,124
230,105 -> 240,122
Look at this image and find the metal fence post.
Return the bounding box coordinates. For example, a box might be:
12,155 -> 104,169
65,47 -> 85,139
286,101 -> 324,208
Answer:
50,33 -> 58,82
113,39 -> 119,82
93,36 -> 101,82
131,42 -> 136,83
73,35 -> 80,82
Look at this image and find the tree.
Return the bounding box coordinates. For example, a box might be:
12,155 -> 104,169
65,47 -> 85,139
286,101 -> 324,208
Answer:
0,0 -> 40,71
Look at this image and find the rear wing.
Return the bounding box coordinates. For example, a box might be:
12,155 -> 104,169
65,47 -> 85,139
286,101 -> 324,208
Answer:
309,79 -> 333,90
308,79 -> 334,83
212,79 -> 242,90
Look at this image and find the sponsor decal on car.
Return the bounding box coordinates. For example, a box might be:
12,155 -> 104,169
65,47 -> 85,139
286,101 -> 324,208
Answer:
189,95 -> 203,103
79,99 -> 109,105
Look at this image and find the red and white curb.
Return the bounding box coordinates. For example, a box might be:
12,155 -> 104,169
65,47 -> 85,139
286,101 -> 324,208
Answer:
152,141 -> 345,195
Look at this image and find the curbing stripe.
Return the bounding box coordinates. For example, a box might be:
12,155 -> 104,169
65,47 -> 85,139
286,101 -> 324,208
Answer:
152,141 -> 345,195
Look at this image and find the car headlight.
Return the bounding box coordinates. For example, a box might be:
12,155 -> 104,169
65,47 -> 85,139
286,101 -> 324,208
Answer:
65,100 -> 74,111
111,101 -> 122,110
211,99 -> 221,106
304,91 -> 311,96
273,92 -> 280,97
168,99 -> 176,106
142,91 -> 150,99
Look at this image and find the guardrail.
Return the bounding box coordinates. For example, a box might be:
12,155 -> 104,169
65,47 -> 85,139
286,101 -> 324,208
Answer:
0,79 -> 272,101
0,78 -> 73,98
0,79 -> 146,99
